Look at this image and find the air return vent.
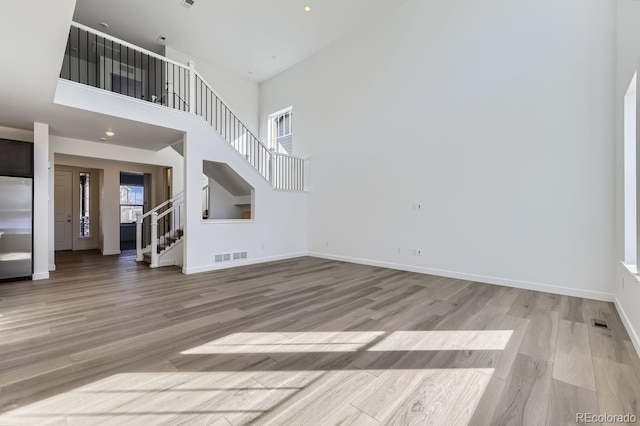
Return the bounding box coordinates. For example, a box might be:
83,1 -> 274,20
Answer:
215,251 -> 248,263
180,0 -> 195,8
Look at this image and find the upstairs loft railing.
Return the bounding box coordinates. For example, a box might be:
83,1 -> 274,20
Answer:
61,22 -> 304,191
60,23 -> 190,111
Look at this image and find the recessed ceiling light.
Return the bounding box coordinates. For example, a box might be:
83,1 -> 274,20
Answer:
105,130 -> 115,137
99,22 -> 109,28
304,6 -> 311,12
100,137 -> 107,141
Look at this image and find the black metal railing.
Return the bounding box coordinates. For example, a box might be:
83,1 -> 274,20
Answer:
194,74 -> 271,180
61,23 -> 189,112
62,22 -> 305,192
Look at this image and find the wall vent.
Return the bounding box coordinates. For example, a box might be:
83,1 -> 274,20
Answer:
591,318 -> 609,329
215,251 -> 248,263
180,0 -> 195,8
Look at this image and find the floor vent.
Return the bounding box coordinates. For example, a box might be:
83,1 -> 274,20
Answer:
215,251 -> 248,263
591,318 -> 609,329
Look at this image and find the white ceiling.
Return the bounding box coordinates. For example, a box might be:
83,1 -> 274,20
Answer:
72,0 -> 407,82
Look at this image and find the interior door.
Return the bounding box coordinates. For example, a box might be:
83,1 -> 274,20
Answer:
54,170 -> 73,251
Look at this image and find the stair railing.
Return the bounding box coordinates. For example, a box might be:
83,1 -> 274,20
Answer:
150,201 -> 183,268
136,192 -> 183,262
62,22 -> 305,191
192,72 -> 272,181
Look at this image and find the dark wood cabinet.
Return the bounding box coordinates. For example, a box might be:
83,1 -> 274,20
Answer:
0,139 -> 33,178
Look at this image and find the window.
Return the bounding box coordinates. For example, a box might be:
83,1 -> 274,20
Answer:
268,107 -> 293,155
79,172 -> 90,237
624,73 -> 638,269
120,184 -> 144,223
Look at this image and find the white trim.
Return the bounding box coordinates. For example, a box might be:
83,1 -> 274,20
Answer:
614,296 -> 640,357
182,252 -> 307,274
308,252 -> 614,302
622,261 -> 640,281
201,219 -> 256,224
49,263 -> 56,271
56,79 -> 190,118
70,22 -> 188,69
32,272 -> 50,280
101,249 -> 121,256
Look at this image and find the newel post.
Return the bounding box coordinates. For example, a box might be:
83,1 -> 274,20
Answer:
135,212 -> 143,261
150,212 -> 159,268
270,148 -> 276,187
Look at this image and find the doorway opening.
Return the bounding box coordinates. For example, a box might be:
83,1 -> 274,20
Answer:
119,172 -> 151,251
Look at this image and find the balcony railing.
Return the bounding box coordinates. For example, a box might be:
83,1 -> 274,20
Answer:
61,22 -> 304,191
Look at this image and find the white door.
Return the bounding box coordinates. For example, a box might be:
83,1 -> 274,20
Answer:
55,170 -> 73,251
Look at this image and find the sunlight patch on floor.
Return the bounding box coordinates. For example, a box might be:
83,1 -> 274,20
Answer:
181,331 -> 385,354
367,330 -> 513,351
181,330 -> 512,355
0,368 -> 494,425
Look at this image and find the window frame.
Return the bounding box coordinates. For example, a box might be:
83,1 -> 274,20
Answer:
119,184 -> 145,224
268,106 -> 293,155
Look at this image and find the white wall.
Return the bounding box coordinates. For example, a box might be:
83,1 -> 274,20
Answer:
0,125 -> 33,142
55,81 -> 308,274
260,0 -> 616,300
207,178 -> 247,220
164,46 -> 260,134
615,0 -> 640,354
50,136 -> 184,260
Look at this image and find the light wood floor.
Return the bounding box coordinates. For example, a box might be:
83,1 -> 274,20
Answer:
0,251 -> 639,425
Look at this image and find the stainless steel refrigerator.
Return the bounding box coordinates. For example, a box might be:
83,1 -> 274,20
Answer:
0,176 -> 33,280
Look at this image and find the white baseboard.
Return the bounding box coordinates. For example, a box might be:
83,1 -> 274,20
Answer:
182,252 -> 308,275
101,249 -> 121,256
308,252 -> 614,302
49,264 -> 56,272
614,296 -> 640,357
32,272 -> 50,280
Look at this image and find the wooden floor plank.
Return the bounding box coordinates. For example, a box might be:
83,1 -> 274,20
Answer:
553,320 -> 596,391
0,251 -> 637,425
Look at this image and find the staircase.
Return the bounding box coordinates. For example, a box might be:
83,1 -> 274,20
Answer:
61,22 -> 305,191
136,193 -> 184,268
60,22 -> 306,268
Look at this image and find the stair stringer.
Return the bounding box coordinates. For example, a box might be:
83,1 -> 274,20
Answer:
157,238 -> 184,267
